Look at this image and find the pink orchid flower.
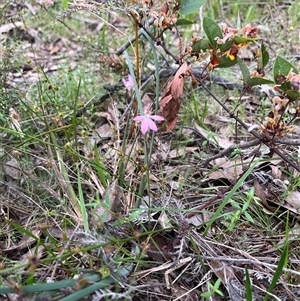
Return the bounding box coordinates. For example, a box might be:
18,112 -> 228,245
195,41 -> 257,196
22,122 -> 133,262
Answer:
122,74 -> 134,91
133,104 -> 164,134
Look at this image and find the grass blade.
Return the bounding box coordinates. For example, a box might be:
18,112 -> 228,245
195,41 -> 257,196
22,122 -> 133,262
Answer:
204,157 -> 262,235
264,242 -> 288,301
245,268 -> 252,301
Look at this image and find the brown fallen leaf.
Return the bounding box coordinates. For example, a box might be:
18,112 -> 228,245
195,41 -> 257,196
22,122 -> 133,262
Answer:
253,179 -> 297,216
49,38 -> 68,55
158,61 -> 188,131
171,61 -> 188,100
209,157 -> 252,182
283,190 -> 300,217
91,179 -> 125,223
253,178 -> 267,204
4,158 -> 22,180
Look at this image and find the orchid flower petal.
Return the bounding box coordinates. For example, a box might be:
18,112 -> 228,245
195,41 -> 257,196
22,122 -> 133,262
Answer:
134,112 -> 163,135
122,74 -> 134,91
141,118 -> 150,134
150,115 -> 164,121
128,75 -> 134,87
146,118 -> 158,132
133,116 -> 144,122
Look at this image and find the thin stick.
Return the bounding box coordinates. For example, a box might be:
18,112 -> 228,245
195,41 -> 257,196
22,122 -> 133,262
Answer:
115,18 -> 154,55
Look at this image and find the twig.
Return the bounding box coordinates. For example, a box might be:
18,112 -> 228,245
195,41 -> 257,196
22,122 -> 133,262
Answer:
201,256 -> 300,278
185,125 -> 262,165
187,125 -> 300,167
115,18 -> 154,55
198,80 -> 300,172
272,136 -> 300,146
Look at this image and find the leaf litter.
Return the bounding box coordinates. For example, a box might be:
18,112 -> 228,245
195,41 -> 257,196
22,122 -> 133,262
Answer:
0,2 -> 300,301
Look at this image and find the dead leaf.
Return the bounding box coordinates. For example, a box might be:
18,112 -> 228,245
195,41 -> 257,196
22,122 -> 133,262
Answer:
168,146 -> 198,159
0,22 -> 24,34
158,84 -> 178,131
209,158 -> 249,182
4,158 -> 22,180
107,101 -> 120,126
171,61 -> 188,100
49,38 -> 65,55
186,214 -> 203,226
143,233 -> 173,262
253,179 -> 267,204
158,62 -> 188,131
1,228 -> 41,252
194,123 -> 233,149
95,123 -> 115,138
254,179 -> 292,215
270,164 -> 282,179
92,179 -> 124,223
281,191 -> 300,218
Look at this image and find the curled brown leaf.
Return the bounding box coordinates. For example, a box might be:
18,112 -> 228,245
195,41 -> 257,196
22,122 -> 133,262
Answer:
158,61 -> 188,131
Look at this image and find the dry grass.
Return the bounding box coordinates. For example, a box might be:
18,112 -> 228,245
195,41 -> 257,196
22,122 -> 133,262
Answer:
0,1 -> 300,300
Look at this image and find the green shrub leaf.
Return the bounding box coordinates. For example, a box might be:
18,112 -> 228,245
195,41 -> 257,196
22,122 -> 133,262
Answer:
273,56 -> 298,83
234,36 -> 260,44
261,43 -> 269,68
217,55 -> 238,68
203,17 -> 223,49
238,58 -> 251,84
176,19 -> 194,26
286,90 -> 300,100
247,78 -> 274,87
192,39 -> 210,52
219,39 -> 234,52
179,0 -> 206,15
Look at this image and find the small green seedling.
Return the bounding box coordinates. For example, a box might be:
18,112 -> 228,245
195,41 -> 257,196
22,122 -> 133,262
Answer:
201,278 -> 224,298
